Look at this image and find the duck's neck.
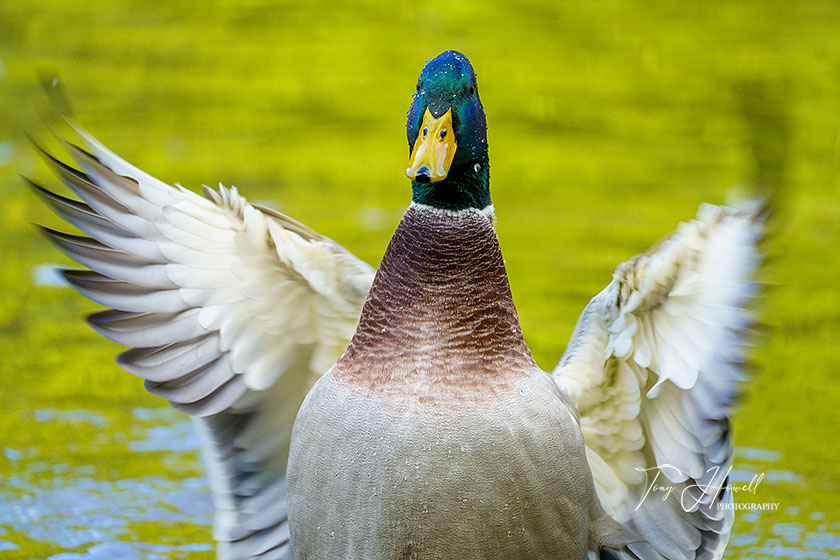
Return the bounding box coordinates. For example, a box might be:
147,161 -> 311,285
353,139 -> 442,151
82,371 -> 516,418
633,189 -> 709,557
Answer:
411,157 -> 490,211
334,202 -> 536,399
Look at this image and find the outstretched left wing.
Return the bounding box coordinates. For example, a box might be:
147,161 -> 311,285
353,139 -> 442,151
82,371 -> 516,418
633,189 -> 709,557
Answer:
30,124 -> 375,559
554,202 -> 763,560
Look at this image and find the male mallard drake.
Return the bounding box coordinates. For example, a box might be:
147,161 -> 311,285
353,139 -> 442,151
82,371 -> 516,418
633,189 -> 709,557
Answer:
32,50 -> 762,560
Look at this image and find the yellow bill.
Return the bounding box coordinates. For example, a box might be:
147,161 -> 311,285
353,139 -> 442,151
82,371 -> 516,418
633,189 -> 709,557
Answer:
406,107 -> 457,183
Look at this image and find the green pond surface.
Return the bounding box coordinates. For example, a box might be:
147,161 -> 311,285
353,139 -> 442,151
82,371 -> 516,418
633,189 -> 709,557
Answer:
1,1 -> 839,559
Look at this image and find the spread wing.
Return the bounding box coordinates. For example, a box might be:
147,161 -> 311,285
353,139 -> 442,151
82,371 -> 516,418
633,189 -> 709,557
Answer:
553,203 -> 764,560
29,125 -> 375,560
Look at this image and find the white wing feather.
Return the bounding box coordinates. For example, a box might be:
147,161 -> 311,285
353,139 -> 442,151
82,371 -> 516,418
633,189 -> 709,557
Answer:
31,125 -> 375,560
554,202 -> 763,560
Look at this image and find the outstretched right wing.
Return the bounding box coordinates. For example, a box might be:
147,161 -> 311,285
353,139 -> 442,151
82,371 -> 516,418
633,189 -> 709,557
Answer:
554,202 -> 764,560
30,124 -> 375,559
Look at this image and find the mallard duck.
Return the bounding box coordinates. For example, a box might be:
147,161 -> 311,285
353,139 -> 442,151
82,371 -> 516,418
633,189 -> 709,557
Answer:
31,50 -> 762,560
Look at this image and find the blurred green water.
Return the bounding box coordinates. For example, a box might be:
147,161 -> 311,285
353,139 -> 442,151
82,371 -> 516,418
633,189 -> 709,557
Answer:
0,1 -> 839,558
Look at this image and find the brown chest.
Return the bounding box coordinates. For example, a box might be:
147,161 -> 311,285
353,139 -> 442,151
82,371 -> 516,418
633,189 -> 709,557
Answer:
333,204 -> 536,403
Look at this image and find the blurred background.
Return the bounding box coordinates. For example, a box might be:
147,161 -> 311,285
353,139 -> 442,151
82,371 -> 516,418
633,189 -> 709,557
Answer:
1,1 -> 838,558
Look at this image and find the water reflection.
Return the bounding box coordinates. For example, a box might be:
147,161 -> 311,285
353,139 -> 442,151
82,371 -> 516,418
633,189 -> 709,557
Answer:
725,448 -> 838,560
3,474 -> 211,548
34,409 -> 108,427
0,408 -> 837,558
48,541 -> 213,560
1,407 -> 213,558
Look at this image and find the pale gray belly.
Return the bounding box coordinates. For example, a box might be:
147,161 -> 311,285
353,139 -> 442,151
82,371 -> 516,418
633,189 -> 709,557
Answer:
287,371 -> 599,560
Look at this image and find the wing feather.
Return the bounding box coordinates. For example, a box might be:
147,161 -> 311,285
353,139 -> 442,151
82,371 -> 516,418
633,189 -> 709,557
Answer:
63,270 -> 188,313
42,227 -> 176,288
87,309 -> 208,347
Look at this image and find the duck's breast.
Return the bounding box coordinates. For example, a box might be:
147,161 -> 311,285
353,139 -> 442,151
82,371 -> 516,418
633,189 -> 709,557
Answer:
287,369 -> 599,560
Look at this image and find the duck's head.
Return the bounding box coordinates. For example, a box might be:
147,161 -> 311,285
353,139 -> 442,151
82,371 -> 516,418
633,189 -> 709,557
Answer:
406,51 -> 490,211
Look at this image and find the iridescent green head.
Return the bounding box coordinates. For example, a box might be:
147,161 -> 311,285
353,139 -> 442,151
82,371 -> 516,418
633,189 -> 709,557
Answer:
406,51 -> 490,211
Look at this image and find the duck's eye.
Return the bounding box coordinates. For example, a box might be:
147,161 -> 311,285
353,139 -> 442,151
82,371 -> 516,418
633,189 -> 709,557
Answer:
439,130 -> 447,140
468,85 -> 475,96
423,127 -> 428,137
416,83 -> 421,93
